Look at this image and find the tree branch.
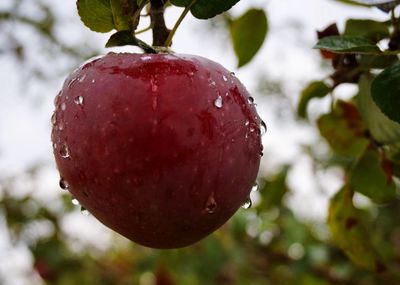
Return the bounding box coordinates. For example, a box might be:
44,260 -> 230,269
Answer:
149,0 -> 170,46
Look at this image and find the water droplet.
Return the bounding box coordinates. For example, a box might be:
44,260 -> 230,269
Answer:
61,103 -> 66,111
72,198 -> 80,206
142,55 -> 152,61
230,72 -> 236,76
260,151 -> 264,157
251,183 -> 259,192
78,74 -> 86,82
260,121 -> 267,136
91,79 -> 95,83
68,78 -> 78,89
242,197 -> 252,209
58,121 -> 64,131
204,194 -> 217,214
52,142 -> 57,149
74,96 -> 84,105
222,75 -> 228,82
51,113 -> 56,126
244,120 -> 250,126
250,126 -> 255,133
247,97 -> 255,104
59,178 -> 69,190
81,207 -> 90,216
59,143 -> 70,158
214,95 -> 223,109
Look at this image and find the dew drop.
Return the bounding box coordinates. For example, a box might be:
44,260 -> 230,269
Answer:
72,198 -> 80,206
251,183 -> 259,192
68,78 -> 78,89
204,194 -> 217,214
142,55 -> 152,61
81,206 -> 90,216
91,79 -> 95,83
61,103 -> 66,111
51,113 -> 56,126
260,121 -> 267,136
214,95 -> 223,109
222,75 -> 228,82
78,74 -> 86,82
230,71 -> 236,76
74,96 -> 84,105
58,121 -> 64,131
242,197 -> 252,209
59,143 -> 70,158
244,120 -> 250,126
59,178 -> 69,190
247,97 -> 255,105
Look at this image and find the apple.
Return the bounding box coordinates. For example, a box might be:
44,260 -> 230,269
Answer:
51,52 -> 263,249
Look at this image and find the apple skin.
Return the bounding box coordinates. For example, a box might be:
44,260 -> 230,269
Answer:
51,52 -> 263,249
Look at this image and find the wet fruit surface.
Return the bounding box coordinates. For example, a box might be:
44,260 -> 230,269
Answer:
51,52 -> 263,248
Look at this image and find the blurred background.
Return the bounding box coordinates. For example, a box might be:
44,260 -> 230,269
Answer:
1,0 -> 400,284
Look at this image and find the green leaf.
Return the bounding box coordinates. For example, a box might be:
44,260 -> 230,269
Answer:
357,75 -> 400,144
229,9 -> 268,67
371,61 -> 400,124
328,187 -> 386,271
77,0 -> 114,33
106,31 -> 157,53
350,148 -> 397,203
297,81 -> 331,119
344,19 -> 389,42
360,54 -> 398,70
170,0 -> 241,19
110,0 -> 137,31
257,166 -> 289,211
317,101 -> 369,157
314,35 -> 381,54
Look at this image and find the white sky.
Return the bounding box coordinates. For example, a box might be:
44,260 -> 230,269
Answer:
0,1 -> 391,283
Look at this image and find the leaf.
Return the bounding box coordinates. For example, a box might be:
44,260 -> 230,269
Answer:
77,0 -> 114,33
344,19 -> 389,42
229,9 -> 268,67
170,0 -> 241,19
350,148 -> 397,203
297,81 -> 331,119
360,54 -> 398,70
357,75 -> 400,144
317,101 -> 369,157
314,35 -> 381,54
371,61 -> 400,124
257,166 -> 289,211
106,31 -> 157,53
110,0 -> 137,31
328,187 -> 386,271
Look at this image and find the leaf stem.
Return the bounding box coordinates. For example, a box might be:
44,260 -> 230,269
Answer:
164,0 -> 196,47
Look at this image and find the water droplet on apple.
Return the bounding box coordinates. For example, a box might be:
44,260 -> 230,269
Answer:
204,194 -> 217,214
51,113 -> 56,126
53,142 -> 57,149
214,95 -> 223,109
251,183 -> 259,192
247,97 -> 255,105
142,55 -> 152,61
61,102 -> 66,111
58,121 -> 64,131
260,121 -> 267,136
72,198 -> 80,206
59,143 -> 70,158
208,78 -> 216,86
74,96 -> 84,105
230,72 -> 236,76
91,79 -> 96,83
244,120 -> 250,126
68,78 -> 78,89
78,74 -> 86,82
242,197 -> 252,209
81,206 -> 90,216
59,178 -> 69,190
222,75 -> 228,82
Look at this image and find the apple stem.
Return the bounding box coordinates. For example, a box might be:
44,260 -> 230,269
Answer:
150,0 -> 170,46
164,0 -> 196,47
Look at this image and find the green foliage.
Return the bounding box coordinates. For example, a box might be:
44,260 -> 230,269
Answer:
371,61 -> 400,124
297,81 -> 331,119
170,0 -> 241,19
349,148 -> 397,203
77,0 -> 115,32
229,8 -> 268,67
314,35 -> 381,54
328,187 -> 385,271
344,19 -> 389,42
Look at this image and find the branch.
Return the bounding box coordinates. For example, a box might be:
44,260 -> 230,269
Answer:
149,0 -> 170,46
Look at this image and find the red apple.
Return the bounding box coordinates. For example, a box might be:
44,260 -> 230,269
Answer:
51,52 -> 263,248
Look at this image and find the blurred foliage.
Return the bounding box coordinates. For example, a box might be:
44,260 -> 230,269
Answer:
2,0 -> 400,285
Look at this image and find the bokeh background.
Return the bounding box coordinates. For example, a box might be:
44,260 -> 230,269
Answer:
1,0 -> 399,284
